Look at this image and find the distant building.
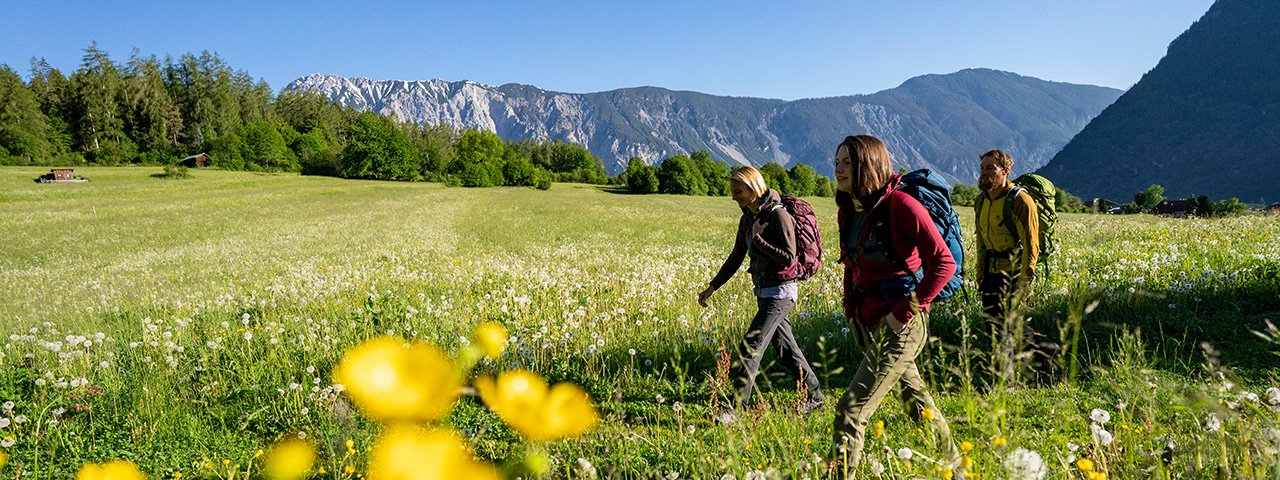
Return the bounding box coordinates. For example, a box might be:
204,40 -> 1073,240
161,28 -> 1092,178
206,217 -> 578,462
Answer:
1154,199 -> 1192,217
36,168 -> 87,183
180,153 -> 210,168
1086,198 -> 1120,213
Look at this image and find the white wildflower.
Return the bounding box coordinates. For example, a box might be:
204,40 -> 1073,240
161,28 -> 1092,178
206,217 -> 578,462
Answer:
1002,448 -> 1047,480
897,447 -> 913,460
1090,408 -> 1111,424
1090,423 -> 1113,446
1204,413 -> 1221,432
575,458 -> 597,479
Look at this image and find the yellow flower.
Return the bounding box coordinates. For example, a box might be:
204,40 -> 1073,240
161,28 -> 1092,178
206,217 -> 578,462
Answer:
474,322 -> 508,358
0,449 -> 6,469
172,473 -> 182,480
475,369 -> 599,441
873,420 -> 885,437
960,441 -> 973,452
1076,458 -> 1094,472
333,336 -> 461,423
264,438 -> 316,480
345,439 -> 356,454
993,437 -> 1007,447
921,408 -> 935,421
368,426 -> 500,480
961,457 -> 973,469
1088,472 -> 1107,480
939,467 -> 954,480
75,460 -> 147,480
344,465 -> 356,475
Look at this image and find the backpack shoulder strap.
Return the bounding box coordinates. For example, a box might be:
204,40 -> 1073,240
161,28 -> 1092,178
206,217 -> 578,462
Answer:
1002,185 -> 1024,241
875,191 -> 921,281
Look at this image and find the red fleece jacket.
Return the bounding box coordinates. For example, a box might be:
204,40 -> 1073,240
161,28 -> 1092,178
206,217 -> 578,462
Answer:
839,177 -> 956,327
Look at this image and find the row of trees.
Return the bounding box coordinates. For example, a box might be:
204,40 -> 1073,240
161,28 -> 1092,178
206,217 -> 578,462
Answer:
950,182 -> 1087,213
948,181 -> 1250,217
622,151 -> 835,197
1130,184 -> 1249,217
0,44 -> 608,189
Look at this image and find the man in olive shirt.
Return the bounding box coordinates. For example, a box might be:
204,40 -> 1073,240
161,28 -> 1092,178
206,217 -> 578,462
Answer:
974,149 -> 1039,329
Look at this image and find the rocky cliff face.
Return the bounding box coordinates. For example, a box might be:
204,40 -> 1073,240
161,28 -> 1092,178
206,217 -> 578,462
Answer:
287,69 -> 1120,183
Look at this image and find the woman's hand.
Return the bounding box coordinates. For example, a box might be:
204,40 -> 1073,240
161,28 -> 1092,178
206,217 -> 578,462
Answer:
697,286 -> 716,307
883,312 -> 906,334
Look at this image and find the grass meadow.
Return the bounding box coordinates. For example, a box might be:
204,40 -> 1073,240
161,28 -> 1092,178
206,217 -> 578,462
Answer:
2,167 -> 1279,479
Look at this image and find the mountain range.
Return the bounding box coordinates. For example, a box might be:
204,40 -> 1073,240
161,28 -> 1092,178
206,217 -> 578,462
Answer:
1037,0 -> 1279,203
285,68 -> 1122,185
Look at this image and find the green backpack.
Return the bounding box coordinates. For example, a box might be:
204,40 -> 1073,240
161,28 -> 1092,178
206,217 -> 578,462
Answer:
975,173 -> 1057,270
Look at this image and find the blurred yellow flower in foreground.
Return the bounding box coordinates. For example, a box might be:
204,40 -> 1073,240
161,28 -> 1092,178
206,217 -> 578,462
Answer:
474,322 -> 508,358
0,449 -> 6,468
264,438 -> 316,480
369,426 -> 499,480
1076,458 -> 1094,472
334,336 -> 461,422
475,369 -> 599,441
75,460 -> 147,480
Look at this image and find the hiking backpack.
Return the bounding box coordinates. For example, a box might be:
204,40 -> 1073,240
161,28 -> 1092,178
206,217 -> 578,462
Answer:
975,173 -> 1057,269
861,169 -> 965,300
774,195 -> 823,281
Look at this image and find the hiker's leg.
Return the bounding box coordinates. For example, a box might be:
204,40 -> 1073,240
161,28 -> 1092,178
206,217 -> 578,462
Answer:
833,321 -> 916,470
896,314 -> 960,467
770,305 -> 823,404
731,296 -> 787,408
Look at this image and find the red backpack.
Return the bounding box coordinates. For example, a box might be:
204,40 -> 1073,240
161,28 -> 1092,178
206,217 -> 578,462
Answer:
774,195 -> 823,281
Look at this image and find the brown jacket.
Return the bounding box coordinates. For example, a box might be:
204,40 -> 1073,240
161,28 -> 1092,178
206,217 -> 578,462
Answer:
709,189 -> 798,290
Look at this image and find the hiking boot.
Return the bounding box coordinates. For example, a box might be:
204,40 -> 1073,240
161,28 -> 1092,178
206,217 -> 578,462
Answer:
801,396 -> 826,415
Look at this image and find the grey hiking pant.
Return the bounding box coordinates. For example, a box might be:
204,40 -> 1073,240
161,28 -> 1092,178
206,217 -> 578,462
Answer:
832,311 -> 959,470
730,297 -> 824,408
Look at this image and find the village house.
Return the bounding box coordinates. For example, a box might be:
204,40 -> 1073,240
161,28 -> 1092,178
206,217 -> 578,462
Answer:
1154,199 -> 1193,217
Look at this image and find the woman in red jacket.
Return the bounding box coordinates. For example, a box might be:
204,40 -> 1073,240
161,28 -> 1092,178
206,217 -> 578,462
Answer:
830,135 -> 960,474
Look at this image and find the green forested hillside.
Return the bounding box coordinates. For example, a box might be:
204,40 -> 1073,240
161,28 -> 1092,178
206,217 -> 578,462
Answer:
1039,0 -> 1280,202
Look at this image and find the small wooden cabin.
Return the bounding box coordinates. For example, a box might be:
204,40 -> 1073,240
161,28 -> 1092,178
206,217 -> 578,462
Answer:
180,153 -> 210,168
36,168 -> 87,183
50,168 -> 74,181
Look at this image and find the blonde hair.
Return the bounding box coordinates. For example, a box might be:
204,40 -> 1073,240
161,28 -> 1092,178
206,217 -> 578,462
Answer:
729,166 -> 768,197
837,135 -> 894,199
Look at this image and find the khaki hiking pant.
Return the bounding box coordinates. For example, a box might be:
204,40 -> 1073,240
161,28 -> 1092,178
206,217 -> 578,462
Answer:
832,310 -> 959,470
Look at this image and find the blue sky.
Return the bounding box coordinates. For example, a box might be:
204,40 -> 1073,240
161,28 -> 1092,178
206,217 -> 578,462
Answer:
0,0 -> 1214,100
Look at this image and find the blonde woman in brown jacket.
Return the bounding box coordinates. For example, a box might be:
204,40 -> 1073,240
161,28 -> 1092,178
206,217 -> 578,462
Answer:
697,166 -> 824,422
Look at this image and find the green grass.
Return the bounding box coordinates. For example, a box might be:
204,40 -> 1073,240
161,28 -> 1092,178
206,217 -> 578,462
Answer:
1,166 -> 1280,478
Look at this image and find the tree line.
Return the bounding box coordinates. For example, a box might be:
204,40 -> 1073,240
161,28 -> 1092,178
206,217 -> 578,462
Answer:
622,151 -> 835,197
0,44 -> 608,189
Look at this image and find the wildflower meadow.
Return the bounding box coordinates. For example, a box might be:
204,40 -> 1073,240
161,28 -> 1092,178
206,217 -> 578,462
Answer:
1,167 -> 1279,479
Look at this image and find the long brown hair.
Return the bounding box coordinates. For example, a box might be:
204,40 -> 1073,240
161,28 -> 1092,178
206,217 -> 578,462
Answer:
835,135 -> 894,206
